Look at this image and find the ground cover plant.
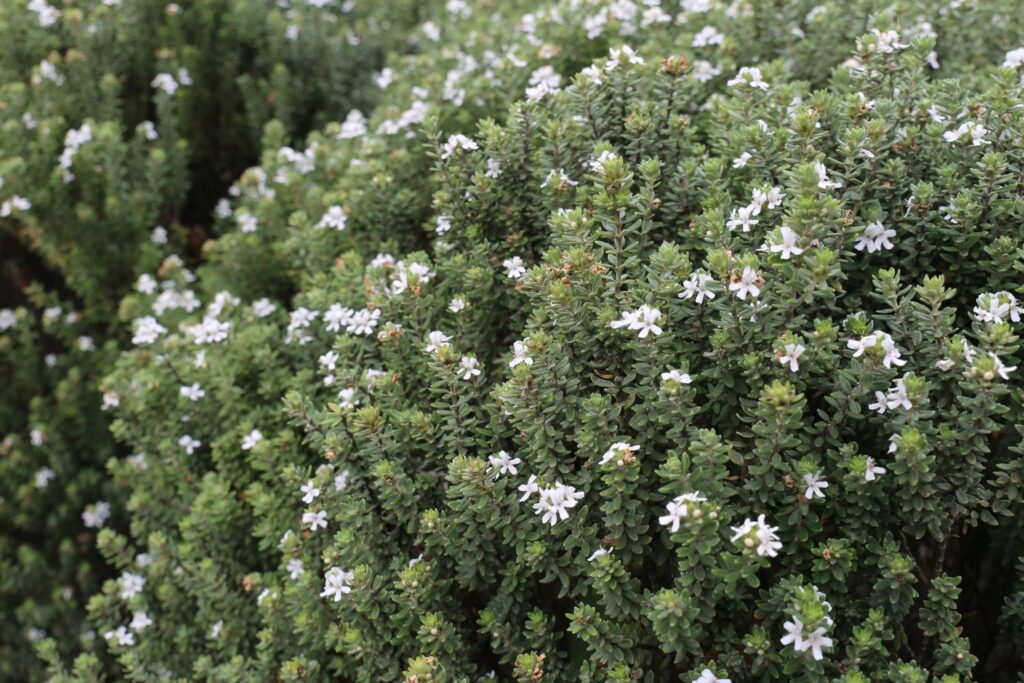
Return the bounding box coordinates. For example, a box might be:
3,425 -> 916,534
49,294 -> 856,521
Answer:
3,0 -> 1024,681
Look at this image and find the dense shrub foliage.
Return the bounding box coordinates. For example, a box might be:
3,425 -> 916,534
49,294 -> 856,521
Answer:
0,0 -> 431,678
3,0 -> 1024,681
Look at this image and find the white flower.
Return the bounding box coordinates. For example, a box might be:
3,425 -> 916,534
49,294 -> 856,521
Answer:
729,267 -> 761,300
692,26 -> 724,48
236,211 -> 258,233
854,221 -> 896,253
943,121 -> 990,146
338,109 -> 367,139
660,368 -> 692,384
118,572 -> 146,600
659,492 -> 707,532
301,481 -> 321,504
425,330 -> 452,353
610,305 -> 662,338
334,470 -> 350,491
780,617 -> 805,650
132,316 -> 167,345
484,158 -> 502,178
35,467 -> 55,488
973,291 -> 1023,324
600,442 -> 639,466
679,273 -> 716,303
587,547 -> 612,562
779,343 -> 805,372
242,429 -> 263,451
731,152 -> 752,169
104,626 -> 135,647
488,450 -> 521,479
1003,47 -> 1024,69
151,72 -> 179,95
533,482 -> 584,526
865,457 -> 886,482
320,567 -> 354,601
346,308 -> 380,336
693,670 -> 731,683
770,227 -> 803,259
727,66 -> 769,90
589,150 -> 619,174
130,611 -> 152,632
814,162 -> 842,190
338,387 -> 359,409
441,134 -> 479,160
510,340 -> 533,367
209,620 -> 223,639
317,205 -> 347,231
503,256 -> 527,280
726,204 -> 758,232
179,383 -> 205,401
287,559 -> 305,580
459,355 -> 481,380
323,304 -> 353,333
847,332 -> 905,368
803,626 -> 834,661
865,28 -> 906,54
517,474 -> 539,501
82,501 -> 111,528
179,435 -> 201,454
302,510 -> 327,531
730,514 -> 782,557
803,471 -> 829,499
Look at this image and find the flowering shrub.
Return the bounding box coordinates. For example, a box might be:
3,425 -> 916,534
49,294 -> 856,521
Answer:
81,4 -> 1024,681
0,0 -> 432,678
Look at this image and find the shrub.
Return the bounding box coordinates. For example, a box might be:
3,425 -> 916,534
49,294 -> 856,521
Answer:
87,4 -> 1024,681
0,0 -> 432,678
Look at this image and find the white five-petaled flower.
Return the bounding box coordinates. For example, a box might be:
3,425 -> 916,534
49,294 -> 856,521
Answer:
132,316 -> 167,345
802,471 -> 829,499
302,510 -> 327,531
864,457 -> 886,481
600,442 -> 639,465
448,298 -> 466,313
440,134 -> 479,160
659,492 -> 707,533
587,547 -> 612,562
726,204 -> 759,232
854,220 -> 896,253
679,273 -> 716,303
943,122 -> 990,146
179,383 -> 205,401
317,205 -> 347,231
730,514 -> 782,557
459,355 -> 481,380
301,480 -> 321,504
425,330 -> 452,353
781,615 -> 833,661
729,267 -> 761,300
487,450 -> 521,479
179,435 -> 201,454
510,340 -> 533,367
731,152 -> 752,169
517,474 -> 539,501
533,482 -> 585,526
320,567 -> 354,601
610,305 -> 663,338
727,66 -> 769,90
769,226 -> 803,259
242,429 -> 263,451
846,332 -> 905,368
779,343 -> 805,372
104,626 -> 135,647
130,610 -> 152,632
118,572 -> 145,600
503,256 -> 527,280
287,559 -> 304,580
814,161 -> 842,190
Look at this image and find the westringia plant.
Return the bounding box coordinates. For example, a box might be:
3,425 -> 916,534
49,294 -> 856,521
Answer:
81,15 -> 1024,682
0,0 -> 433,679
